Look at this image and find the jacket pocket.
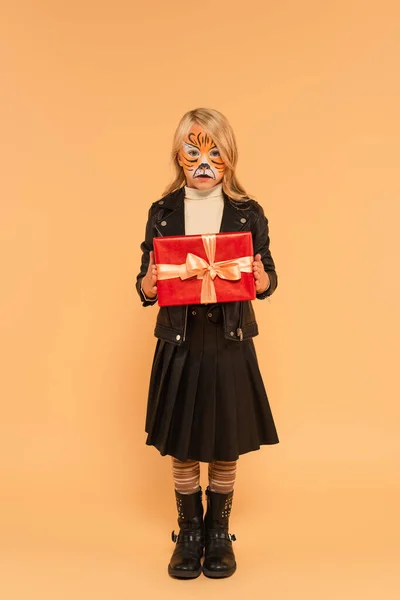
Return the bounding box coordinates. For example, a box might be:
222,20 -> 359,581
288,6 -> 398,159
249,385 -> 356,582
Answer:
242,321 -> 259,339
155,306 -> 172,328
243,300 -> 257,326
154,322 -> 183,346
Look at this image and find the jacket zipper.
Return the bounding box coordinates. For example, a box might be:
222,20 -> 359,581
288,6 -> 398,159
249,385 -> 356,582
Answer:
182,305 -> 188,341
236,301 -> 244,341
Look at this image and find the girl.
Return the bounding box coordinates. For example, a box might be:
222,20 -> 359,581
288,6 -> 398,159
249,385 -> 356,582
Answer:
136,108 -> 279,579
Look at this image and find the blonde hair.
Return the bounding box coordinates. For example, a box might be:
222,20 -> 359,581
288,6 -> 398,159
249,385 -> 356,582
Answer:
162,107 -> 254,201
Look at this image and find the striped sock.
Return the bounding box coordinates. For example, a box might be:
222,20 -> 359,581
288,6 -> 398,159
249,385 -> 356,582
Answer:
171,457 -> 201,494
208,460 -> 237,494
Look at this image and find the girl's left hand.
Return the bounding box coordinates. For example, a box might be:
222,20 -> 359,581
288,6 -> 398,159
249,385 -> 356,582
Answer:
253,253 -> 270,293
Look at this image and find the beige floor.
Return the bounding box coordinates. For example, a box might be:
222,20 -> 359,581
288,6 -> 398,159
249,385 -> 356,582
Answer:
1,463 -> 398,600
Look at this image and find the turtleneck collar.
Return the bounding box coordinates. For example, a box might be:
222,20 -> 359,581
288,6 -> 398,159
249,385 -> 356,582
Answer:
184,181 -> 223,200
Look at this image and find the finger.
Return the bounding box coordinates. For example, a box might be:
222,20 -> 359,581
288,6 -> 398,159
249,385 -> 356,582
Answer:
254,253 -> 261,261
149,250 -> 155,265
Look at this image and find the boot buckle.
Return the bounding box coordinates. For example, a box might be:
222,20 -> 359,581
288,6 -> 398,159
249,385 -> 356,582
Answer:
228,533 -> 237,541
171,530 -> 178,542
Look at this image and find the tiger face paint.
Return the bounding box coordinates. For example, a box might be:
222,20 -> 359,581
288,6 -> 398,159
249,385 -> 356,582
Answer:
177,124 -> 226,189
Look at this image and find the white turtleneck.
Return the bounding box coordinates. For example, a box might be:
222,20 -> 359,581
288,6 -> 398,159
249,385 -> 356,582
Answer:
184,181 -> 224,235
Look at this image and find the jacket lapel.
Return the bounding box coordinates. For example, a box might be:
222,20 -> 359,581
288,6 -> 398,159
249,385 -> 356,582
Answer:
154,187 -> 185,237
219,191 -> 251,233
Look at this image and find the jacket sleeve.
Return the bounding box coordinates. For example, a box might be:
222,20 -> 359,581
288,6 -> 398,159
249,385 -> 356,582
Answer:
252,204 -> 278,299
135,205 -> 158,307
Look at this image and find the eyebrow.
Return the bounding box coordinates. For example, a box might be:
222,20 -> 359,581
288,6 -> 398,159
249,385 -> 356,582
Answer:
183,142 -> 199,151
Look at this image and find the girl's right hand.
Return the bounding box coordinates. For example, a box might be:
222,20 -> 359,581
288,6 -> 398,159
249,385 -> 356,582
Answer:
141,250 -> 158,298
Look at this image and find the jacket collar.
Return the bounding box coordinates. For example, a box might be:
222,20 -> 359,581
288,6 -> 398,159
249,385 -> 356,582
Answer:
154,185 -> 252,237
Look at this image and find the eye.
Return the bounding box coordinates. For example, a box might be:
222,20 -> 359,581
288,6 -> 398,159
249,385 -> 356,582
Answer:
183,142 -> 200,158
209,148 -> 221,158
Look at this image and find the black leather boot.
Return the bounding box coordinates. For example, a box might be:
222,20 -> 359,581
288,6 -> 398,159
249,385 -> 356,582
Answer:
202,486 -> 237,578
168,487 -> 204,579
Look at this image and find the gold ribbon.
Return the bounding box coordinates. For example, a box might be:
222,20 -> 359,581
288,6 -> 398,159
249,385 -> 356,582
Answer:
156,233 -> 253,304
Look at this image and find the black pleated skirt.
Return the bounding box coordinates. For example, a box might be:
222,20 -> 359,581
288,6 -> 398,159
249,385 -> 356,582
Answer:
144,303 -> 279,462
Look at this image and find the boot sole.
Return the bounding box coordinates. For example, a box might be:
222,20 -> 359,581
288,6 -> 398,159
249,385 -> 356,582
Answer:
168,565 -> 202,579
202,563 -> 237,578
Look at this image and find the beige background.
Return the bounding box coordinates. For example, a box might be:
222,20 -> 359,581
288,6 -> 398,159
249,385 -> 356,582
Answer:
1,1 -> 399,598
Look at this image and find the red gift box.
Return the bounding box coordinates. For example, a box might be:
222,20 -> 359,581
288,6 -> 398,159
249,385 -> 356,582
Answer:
153,231 -> 256,307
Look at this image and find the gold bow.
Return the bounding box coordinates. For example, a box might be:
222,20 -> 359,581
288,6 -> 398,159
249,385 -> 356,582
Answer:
156,233 -> 253,304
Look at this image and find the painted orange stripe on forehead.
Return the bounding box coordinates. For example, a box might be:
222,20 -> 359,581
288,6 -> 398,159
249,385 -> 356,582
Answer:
185,129 -> 216,150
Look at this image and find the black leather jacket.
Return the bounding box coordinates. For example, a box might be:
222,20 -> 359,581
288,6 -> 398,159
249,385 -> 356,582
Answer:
135,186 -> 278,345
